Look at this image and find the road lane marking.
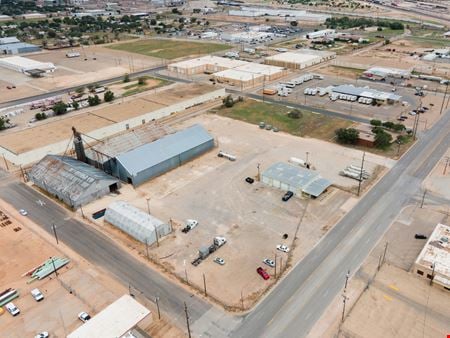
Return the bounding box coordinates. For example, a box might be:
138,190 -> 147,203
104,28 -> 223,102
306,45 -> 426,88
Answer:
383,295 -> 392,301
388,284 -> 399,292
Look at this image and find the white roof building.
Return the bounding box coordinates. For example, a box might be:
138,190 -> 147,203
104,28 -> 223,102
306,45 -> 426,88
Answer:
414,223 -> 450,290
265,49 -> 335,69
67,295 -> 151,338
0,56 -> 56,74
105,201 -> 171,245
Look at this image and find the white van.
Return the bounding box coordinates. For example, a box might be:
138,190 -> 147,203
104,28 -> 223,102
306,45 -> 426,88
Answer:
280,82 -> 296,89
31,288 -> 44,302
5,302 -> 20,316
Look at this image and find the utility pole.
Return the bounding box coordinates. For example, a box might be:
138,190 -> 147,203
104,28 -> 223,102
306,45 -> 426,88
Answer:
145,239 -> 149,260
412,110 -> 420,140
257,163 -> 261,181
382,242 -> 388,266
155,227 -> 159,247
439,81 -> 448,115
241,290 -> 244,310
420,189 -> 427,208
80,205 -> 85,219
430,263 -> 435,285
341,291 -> 349,323
203,273 -> 207,297
184,302 -> 192,338
274,253 -> 277,279
357,152 -> 366,197
344,270 -> 350,289
443,157 -> 450,175
50,257 -> 58,278
52,223 -> 59,245
146,197 -> 151,214
155,297 -> 161,320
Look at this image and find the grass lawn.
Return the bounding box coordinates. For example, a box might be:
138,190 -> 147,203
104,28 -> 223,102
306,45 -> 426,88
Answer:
214,99 -> 352,141
404,36 -> 449,48
362,28 -> 404,42
122,76 -> 172,97
107,38 -> 230,59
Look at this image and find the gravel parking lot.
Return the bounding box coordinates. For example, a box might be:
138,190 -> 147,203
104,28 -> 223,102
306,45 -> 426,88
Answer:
84,114 -> 393,309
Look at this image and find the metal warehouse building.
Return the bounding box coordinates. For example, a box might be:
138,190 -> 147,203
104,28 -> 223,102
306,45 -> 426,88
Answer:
28,155 -> 120,208
105,201 -> 171,245
0,37 -> 41,55
262,162 -> 331,198
213,69 -> 265,89
114,124 -> 214,187
0,56 -> 55,74
332,84 -> 402,102
265,49 -> 335,70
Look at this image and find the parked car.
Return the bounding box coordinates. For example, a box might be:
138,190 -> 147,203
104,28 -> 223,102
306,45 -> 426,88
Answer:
78,311 -> 91,322
31,288 -> 44,302
34,332 -> 49,338
415,233 -> 427,239
5,302 -> 20,316
276,244 -> 290,253
256,267 -> 270,280
214,257 -> 225,265
19,209 -> 28,216
263,258 -> 275,268
245,177 -> 254,184
182,219 -> 198,233
282,191 -> 294,201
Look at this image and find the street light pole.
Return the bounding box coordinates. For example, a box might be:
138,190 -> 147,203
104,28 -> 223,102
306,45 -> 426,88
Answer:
50,256 -> 58,278
52,223 -> 59,245
184,302 -> 192,338
146,197 -> 151,215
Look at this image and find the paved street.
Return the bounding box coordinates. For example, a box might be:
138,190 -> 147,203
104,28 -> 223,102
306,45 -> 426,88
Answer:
230,109 -> 450,338
0,106 -> 448,338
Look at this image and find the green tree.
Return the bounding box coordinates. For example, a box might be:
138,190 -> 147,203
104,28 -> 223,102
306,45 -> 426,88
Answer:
123,73 -> 130,83
335,128 -> 359,144
392,123 -> 406,132
88,95 -> 101,106
150,19 -> 157,25
0,116 -> 10,130
370,119 -> 382,126
104,90 -> 115,102
287,109 -> 302,119
374,130 -> 392,149
382,121 -> 395,129
222,95 -> 234,108
138,77 -> 147,85
75,86 -> 85,94
290,21 -> 298,27
53,102 -> 68,115
72,101 -> 79,110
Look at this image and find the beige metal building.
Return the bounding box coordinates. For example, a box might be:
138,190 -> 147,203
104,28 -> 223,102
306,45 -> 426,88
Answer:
265,49 -> 335,70
413,223 -> 450,291
213,69 -> 265,89
233,63 -> 287,81
167,56 -> 247,75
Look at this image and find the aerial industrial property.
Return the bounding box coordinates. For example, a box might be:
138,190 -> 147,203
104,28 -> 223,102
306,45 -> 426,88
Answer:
0,0 -> 449,337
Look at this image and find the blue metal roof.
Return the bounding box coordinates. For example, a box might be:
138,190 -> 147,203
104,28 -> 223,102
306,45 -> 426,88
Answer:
116,124 -> 213,176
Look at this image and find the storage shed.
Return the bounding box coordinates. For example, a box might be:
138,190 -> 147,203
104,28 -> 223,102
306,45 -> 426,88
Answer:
262,162 -> 331,198
114,124 -> 214,187
28,155 -> 120,208
104,201 -> 171,245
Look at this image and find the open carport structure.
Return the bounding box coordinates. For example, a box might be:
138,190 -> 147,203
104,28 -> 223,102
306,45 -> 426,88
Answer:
262,162 -> 331,198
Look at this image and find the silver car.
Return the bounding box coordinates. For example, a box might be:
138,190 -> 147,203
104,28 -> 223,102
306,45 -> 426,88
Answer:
263,258 -> 275,268
214,257 -> 225,265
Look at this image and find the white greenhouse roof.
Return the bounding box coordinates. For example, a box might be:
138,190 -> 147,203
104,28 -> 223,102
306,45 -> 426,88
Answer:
105,200 -> 166,243
67,295 -> 150,338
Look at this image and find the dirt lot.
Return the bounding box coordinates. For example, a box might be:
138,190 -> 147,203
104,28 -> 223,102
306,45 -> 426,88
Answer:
0,202 -> 120,338
0,45 -> 162,103
423,148 -> 450,201
83,114 -> 393,310
307,202 -> 450,338
0,83 -> 214,154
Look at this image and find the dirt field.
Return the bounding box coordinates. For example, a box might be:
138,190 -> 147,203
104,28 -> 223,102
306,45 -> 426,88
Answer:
307,202 -> 450,338
0,203 -> 120,338
0,83 -> 215,154
82,114 -> 393,310
423,149 -> 450,201
0,45 -> 162,103
107,38 -> 230,60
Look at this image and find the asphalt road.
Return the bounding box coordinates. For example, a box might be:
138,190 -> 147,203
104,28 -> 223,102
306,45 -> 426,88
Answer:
0,65 -> 167,109
230,109 -> 450,338
0,179 -> 213,330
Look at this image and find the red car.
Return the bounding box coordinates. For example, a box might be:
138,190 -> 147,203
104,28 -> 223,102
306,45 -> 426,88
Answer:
257,267 -> 270,280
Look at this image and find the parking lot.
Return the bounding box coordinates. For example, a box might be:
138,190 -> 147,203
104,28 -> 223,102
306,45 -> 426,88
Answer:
83,114 -> 394,309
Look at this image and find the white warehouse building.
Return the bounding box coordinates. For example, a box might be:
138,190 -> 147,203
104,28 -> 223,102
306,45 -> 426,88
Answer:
265,49 -> 335,70
0,56 -> 56,75
105,201 -> 171,245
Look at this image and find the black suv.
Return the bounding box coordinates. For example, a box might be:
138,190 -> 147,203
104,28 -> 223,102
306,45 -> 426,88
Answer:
282,191 -> 294,201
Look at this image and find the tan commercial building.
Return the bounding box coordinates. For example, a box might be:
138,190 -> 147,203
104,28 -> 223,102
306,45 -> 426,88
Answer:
413,223 -> 450,291
167,56 -> 247,76
213,69 -> 264,89
265,49 -> 335,70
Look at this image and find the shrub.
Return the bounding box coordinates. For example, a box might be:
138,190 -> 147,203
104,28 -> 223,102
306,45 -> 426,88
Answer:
222,95 -> 234,108
104,90 -> 115,102
287,109 -> 303,119
53,102 -> 67,115
123,73 -> 130,83
138,77 -> 147,85
88,95 -> 101,106
374,130 -> 392,149
335,128 -> 359,144
35,112 -> 47,120
382,121 -> 395,129
370,119 -> 382,126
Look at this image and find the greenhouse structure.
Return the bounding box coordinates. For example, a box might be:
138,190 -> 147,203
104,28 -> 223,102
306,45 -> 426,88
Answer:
104,201 -> 171,245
